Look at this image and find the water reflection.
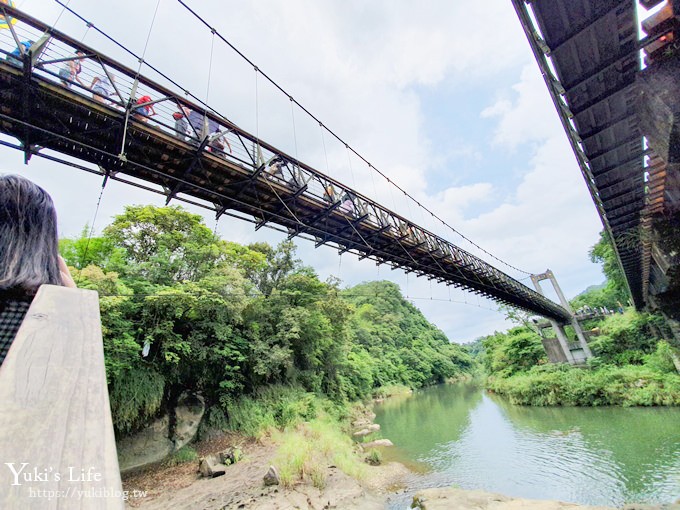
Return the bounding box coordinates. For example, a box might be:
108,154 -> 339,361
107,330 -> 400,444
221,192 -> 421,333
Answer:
375,383 -> 680,508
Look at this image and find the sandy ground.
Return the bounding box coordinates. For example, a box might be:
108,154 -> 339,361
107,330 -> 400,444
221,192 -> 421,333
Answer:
122,432 -> 410,510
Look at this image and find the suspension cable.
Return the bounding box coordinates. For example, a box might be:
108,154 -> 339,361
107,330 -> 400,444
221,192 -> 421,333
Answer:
174,0 -> 534,276
83,176 -> 107,264
289,97 -> 299,166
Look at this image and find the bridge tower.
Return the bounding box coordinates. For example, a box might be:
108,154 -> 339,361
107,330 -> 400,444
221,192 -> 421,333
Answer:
530,270 -> 593,364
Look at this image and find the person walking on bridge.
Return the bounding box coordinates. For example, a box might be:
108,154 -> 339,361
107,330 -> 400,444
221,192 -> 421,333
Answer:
58,50 -> 86,88
90,72 -> 115,104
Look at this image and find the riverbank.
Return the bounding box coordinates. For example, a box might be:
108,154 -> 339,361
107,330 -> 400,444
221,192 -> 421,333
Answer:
121,381 -> 680,509
121,427 -> 678,510
121,429 -> 411,509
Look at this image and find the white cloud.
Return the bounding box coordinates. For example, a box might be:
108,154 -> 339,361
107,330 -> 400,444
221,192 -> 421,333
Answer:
481,64 -> 561,149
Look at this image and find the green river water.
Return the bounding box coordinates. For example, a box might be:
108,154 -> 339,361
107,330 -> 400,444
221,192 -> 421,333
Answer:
374,383 -> 680,508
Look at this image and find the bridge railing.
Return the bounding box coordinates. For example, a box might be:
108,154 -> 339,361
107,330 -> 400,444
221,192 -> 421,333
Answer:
0,285 -> 124,509
0,4 -> 571,321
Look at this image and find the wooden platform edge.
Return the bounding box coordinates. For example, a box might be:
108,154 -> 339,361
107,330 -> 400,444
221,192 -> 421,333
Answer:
0,285 -> 124,509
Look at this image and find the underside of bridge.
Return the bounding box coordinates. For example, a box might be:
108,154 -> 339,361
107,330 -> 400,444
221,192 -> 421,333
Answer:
514,0 -> 680,334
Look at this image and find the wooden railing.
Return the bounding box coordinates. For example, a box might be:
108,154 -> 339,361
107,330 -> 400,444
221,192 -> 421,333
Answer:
0,285 -> 124,509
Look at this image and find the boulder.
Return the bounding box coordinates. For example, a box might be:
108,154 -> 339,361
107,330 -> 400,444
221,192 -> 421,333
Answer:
263,465 -> 280,486
199,454 -> 226,478
367,423 -> 380,432
117,391 -> 205,473
362,439 -> 393,448
117,415 -> 174,473
353,428 -> 372,437
174,392 -> 206,450
219,447 -> 241,465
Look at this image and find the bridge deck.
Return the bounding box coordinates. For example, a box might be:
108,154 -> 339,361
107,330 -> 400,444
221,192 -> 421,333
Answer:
515,0 -> 680,309
0,4 -> 571,322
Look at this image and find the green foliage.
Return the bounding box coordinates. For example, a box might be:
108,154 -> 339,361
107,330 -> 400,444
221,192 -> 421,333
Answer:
226,386 -> 318,438
487,363 -> 680,406
102,205 -> 233,285
576,230 -> 628,309
59,204 -> 472,437
483,309 -> 679,407
589,310 -> 661,365
644,341 -> 679,374
482,327 -> 547,378
59,225 -> 126,272
372,383 -> 412,399
273,413 -> 366,489
481,230 -> 680,408
343,281 -> 470,392
167,446 -> 198,466
365,448 -> 382,466
108,365 -> 165,433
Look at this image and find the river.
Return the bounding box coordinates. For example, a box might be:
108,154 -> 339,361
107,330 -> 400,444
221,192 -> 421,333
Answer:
374,383 -> 680,508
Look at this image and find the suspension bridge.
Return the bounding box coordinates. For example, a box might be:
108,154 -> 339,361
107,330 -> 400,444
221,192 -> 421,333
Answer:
0,3 -> 575,322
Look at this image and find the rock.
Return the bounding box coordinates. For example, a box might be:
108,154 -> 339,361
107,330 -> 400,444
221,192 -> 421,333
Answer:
199,454 -> 226,478
353,428 -> 372,437
362,439 -> 393,448
412,487 -> 616,510
219,446 -> 241,465
116,391 -> 205,473
412,488 -> 510,510
173,392 -> 206,450
263,465 -> 280,486
116,415 -> 174,473
367,423 -> 380,432
623,506 -> 680,510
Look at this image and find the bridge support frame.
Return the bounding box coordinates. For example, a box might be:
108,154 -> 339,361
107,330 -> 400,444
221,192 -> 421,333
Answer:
531,270 -> 593,364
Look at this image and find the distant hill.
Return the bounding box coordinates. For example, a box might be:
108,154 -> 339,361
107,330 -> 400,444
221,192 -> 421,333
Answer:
573,281 -> 606,299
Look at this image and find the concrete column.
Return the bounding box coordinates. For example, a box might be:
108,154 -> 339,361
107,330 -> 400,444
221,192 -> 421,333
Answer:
530,274 -> 575,364
543,270 -> 593,359
531,269 -> 593,359
550,320 -> 576,364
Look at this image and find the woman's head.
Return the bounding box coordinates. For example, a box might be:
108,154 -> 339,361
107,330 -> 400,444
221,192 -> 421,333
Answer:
0,174 -> 61,294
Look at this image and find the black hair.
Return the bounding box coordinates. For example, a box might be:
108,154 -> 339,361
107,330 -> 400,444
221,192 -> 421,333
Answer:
0,174 -> 62,294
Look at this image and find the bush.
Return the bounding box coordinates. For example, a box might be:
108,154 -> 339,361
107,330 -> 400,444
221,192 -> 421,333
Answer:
108,365 -> 165,433
167,446 -> 198,466
644,341 -> 679,374
273,414 -> 366,488
365,449 -> 382,466
227,385 -> 321,438
487,364 -> 680,406
372,383 -> 412,399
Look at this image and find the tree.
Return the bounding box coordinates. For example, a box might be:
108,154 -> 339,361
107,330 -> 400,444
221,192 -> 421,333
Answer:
247,240 -> 299,296
589,231 -> 628,304
102,205 -> 226,285
59,225 -> 125,271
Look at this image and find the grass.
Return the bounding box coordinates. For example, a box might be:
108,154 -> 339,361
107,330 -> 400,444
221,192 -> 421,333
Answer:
227,385 -> 318,439
372,383 -> 412,399
166,445 -> 198,466
272,413 -> 366,489
487,362 -> 680,406
365,448 -> 382,466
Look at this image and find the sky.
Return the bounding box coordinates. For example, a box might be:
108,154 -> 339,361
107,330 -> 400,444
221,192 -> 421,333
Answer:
0,0 -> 626,342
